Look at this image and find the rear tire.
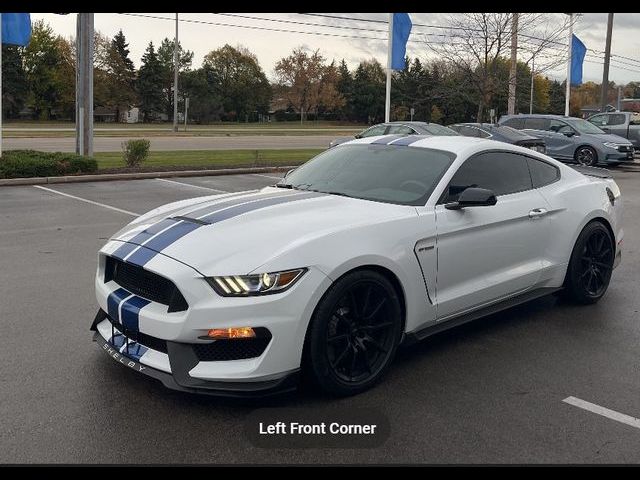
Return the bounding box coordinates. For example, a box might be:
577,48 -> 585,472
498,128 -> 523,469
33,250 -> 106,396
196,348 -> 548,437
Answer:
304,270 -> 403,396
574,146 -> 598,166
564,221 -> 614,304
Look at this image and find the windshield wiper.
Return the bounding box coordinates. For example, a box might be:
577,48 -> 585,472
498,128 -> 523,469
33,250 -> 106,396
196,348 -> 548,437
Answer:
305,188 -> 353,198
274,183 -> 294,189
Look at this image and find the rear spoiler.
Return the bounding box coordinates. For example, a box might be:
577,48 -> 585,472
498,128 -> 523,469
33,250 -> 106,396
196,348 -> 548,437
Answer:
569,165 -> 612,179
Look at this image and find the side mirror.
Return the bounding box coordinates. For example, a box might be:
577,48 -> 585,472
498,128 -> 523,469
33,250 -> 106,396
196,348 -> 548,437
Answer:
354,134 -> 362,139
562,130 -> 576,137
445,187 -> 497,210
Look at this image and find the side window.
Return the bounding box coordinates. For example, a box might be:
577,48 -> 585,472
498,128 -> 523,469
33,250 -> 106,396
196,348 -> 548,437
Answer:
502,117 -> 524,129
387,125 -> 415,135
360,125 -> 387,138
527,158 -> 560,188
589,114 -> 608,126
524,118 -> 550,130
455,126 -> 478,137
476,129 -> 491,138
444,151 -> 533,202
550,119 -> 573,134
608,114 -> 626,126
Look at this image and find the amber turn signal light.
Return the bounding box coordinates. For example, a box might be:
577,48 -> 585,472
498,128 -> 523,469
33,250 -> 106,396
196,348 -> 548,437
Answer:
207,327 -> 256,339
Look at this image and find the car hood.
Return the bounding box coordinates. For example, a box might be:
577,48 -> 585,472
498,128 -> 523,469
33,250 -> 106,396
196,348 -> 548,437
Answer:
589,133 -> 632,144
110,187 -> 412,275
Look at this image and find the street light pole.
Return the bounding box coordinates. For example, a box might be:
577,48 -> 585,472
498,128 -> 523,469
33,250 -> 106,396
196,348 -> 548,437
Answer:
530,55 -> 535,114
173,13 -> 179,133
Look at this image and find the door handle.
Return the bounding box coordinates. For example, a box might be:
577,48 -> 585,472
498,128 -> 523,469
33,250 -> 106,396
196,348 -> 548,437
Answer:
529,208 -> 548,219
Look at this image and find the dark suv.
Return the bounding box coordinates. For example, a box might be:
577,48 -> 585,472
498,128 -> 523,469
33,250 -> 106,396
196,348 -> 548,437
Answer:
499,114 -> 634,166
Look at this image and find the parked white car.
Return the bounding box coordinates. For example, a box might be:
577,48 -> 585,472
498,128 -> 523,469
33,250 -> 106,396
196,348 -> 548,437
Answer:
91,135 -> 623,397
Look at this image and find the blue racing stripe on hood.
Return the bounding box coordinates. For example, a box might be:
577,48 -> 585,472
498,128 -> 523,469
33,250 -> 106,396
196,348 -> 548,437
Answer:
120,296 -> 151,332
120,191 -> 325,267
107,288 -> 131,323
182,190 -> 292,220
111,242 -> 138,261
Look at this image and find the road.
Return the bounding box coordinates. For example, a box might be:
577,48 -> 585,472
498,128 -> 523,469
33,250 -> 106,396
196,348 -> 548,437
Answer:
2,135 -> 338,152
1,169 -> 640,464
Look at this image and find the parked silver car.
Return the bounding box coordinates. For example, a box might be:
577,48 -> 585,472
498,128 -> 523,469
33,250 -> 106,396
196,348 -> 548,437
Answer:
499,114 -> 634,166
587,111 -> 640,150
329,121 -> 458,148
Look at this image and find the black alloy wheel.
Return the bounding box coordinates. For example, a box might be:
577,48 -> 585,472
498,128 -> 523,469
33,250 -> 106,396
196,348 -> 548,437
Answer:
565,221 -> 614,304
575,146 -> 598,166
305,270 -> 402,396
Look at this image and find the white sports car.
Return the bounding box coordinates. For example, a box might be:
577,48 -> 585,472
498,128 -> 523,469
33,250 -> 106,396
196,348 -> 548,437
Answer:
91,135 -> 623,396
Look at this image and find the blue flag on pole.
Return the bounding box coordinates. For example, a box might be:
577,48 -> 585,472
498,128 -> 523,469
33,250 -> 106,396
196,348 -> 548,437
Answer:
391,13 -> 412,70
571,33 -> 586,85
2,13 -> 32,46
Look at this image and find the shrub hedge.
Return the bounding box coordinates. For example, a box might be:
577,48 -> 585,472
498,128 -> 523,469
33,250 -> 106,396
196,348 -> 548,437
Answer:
0,150 -> 98,178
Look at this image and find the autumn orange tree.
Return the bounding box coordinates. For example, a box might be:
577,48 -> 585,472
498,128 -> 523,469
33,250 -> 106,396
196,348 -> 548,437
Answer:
274,47 -> 344,122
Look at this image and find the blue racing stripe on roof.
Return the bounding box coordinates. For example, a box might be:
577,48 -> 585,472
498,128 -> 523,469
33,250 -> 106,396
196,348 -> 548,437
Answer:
200,191 -> 325,224
388,135 -> 429,146
120,296 -> 151,332
370,134 -> 406,145
107,288 -> 130,323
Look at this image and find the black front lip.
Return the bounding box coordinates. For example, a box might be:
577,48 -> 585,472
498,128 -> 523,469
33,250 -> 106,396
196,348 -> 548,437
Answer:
91,312 -> 299,398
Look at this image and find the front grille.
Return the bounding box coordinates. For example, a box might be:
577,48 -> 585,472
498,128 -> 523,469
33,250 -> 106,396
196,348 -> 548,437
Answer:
105,313 -> 168,353
105,256 -> 188,312
193,329 -> 272,361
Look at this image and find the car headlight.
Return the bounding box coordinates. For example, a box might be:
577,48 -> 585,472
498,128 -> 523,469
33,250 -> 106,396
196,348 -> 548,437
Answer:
205,268 -> 307,297
603,142 -> 624,149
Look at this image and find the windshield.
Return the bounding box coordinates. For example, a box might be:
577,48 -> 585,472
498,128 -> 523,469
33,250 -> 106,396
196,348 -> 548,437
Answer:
282,144 -> 456,206
565,118 -> 606,134
422,124 -> 459,136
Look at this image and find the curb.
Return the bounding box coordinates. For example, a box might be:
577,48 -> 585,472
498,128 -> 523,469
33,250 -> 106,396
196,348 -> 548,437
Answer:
0,165 -> 297,186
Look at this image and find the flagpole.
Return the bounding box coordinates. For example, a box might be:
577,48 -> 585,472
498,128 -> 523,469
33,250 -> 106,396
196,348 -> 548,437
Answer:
565,13 -> 573,116
385,12 -> 393,123
1,13 -> 3,158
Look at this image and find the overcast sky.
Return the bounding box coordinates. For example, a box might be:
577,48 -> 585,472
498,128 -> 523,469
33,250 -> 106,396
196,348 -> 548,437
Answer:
32,12 -> 640,85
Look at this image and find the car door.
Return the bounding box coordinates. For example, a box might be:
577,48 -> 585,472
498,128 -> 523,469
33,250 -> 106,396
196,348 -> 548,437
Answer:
601,113 -> 627,138
433,151 -> 551,320
546,119 -> 576,159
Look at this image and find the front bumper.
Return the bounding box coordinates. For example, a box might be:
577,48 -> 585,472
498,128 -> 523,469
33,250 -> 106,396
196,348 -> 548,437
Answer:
91,310 -> 300,397
603,150 -> 635,163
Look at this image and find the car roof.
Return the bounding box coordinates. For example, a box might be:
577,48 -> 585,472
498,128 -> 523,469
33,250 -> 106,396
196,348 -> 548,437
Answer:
500,114 -> 577,120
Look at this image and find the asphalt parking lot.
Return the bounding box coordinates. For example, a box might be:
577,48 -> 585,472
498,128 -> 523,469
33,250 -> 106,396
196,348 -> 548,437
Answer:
2,166 -> 640,464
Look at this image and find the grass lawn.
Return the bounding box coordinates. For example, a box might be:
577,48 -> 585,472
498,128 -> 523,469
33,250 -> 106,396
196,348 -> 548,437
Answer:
95,149 -> 323,170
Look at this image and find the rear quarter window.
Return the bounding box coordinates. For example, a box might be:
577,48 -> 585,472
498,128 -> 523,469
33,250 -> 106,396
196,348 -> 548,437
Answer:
501,117 -> 524,129
527,157 -> 560,188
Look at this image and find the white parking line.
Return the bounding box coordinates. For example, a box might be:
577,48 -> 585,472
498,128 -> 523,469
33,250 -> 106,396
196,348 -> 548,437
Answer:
33,185 -> 139,216
155,177 -> 228,193
252,173 -> 284,181
563,396 -> 640,430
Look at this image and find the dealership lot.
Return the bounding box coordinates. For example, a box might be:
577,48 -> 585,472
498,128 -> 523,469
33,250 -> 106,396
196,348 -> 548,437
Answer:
1,166 -> 640,464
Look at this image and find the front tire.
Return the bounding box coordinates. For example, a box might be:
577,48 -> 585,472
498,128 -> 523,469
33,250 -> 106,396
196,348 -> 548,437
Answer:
564,221 -> 614,304
305,270 -> 403,396
575,146 -> 598,166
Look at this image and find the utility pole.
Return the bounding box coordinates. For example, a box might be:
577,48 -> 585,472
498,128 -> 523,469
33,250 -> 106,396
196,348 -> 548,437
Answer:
600,13 -> 614,112
529,55 -> 535,114
565,13 -> 573,116
75,13 -> 94,156
173,13 -> 179,132
507,13 -> 519,115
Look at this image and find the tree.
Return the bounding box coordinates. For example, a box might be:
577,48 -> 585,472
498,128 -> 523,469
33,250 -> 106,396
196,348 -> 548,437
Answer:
336,60 -> 354,120
351,59 -> 385,124
274,47 -> 334,122
1,45 -> 28,118
180,68 -> 222,124
105,30 -> 138,120
23,20 -> 64,120
548,79 -> 565,114
157,38 -> 194,120
54,36 -> 76,119
315,60 -> 345,120
137,42 -> 164,121
202,44 -> 271,122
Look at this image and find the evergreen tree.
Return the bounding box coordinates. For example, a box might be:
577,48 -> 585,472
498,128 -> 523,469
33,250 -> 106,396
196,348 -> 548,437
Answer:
1,45 -> 28,118
137,42 -> 164,121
